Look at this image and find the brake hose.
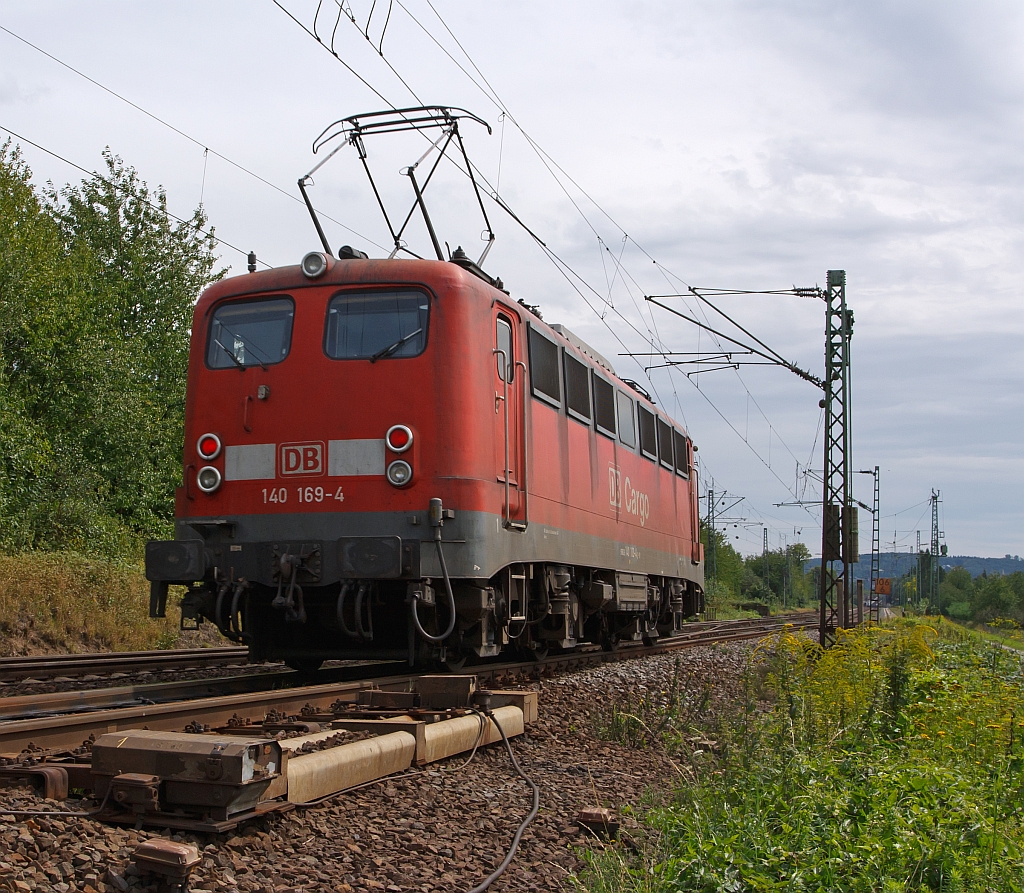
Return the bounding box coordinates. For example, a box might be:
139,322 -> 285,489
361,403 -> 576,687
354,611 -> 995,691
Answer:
336,582 -> 359,638
410,527 -> 457,643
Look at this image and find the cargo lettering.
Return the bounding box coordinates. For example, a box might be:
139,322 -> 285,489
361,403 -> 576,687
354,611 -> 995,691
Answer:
608,464 -> 650,527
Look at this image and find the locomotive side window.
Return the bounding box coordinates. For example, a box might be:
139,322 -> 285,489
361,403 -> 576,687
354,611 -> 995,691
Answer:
673,428 -> 690,477
496,316 -> 513,382
616,391 -> 637,448
638,406 -> 657,461
207,297 -> 294,369
657,417 -> 674,470
528,326 -> 561,407
564,352 -> 592,424
324,289 -> 428,360
593,374 -> 616,438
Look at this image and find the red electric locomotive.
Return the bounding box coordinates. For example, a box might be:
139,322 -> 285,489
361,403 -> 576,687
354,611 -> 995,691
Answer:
146,106 -> 704,669
146,248 -> 704,669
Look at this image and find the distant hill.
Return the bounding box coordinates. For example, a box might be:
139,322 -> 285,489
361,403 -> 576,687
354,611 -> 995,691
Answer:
804,553 -> 1024,579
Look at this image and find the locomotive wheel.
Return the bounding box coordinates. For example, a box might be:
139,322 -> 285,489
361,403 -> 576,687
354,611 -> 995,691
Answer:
286,657 -> 323,674
526,642 -> 549,662
442,650 -> 468,672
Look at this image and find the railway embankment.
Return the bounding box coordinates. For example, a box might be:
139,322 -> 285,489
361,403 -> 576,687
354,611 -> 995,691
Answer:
0,553 -> 214,656
0,640 -> 757,892
576,618 -> 1024,891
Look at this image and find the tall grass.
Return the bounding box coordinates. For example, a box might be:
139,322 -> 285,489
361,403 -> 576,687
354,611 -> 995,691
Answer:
0,552 -> 183,653
581,621 -> 1024,892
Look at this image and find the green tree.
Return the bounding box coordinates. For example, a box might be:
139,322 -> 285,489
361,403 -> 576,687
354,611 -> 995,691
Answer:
741,543 -> 814,606
701,525 -> 744,598
0,142 -> 223,555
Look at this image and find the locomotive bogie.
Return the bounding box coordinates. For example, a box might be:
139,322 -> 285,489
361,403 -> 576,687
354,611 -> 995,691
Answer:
146,255 -> 704,667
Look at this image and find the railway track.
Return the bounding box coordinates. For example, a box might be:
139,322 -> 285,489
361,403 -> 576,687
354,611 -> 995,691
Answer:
0,613 -> 814,756
0,645 -> 249,682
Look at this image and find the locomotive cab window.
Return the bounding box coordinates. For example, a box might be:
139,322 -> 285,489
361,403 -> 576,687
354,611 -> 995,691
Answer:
496,316 -> 514,382
617,391 -> 637,449
673,429 -> 690,478
528,326 -> 561,407
564,352 -> 592,424
657,417 -> 675,470
324,289 -> 429,360
593,374 -> 616,438
207,296 -> 295,369
638,405 -> 657,461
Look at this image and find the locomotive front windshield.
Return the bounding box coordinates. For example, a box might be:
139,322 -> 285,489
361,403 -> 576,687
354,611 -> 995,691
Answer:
324,289 -> 429,360
206,297 -> 294,368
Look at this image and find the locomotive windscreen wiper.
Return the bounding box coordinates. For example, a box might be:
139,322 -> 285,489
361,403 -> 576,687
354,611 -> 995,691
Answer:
214,339 -> 245,369
369,328 -> 423,363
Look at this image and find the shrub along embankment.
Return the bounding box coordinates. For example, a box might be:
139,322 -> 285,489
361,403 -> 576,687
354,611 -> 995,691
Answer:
580,618 -> 1024,892
0,552 -> 187,654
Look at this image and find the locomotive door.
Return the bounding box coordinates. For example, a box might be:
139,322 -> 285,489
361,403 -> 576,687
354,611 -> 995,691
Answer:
494,310 -> 525,528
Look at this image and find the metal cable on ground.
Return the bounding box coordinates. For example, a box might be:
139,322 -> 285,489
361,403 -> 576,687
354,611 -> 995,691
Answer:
444,708 -> 488,772
465,710 -> 540,893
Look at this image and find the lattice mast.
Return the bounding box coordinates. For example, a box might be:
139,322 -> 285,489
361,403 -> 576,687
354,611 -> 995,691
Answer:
869,466 -> 880,622
818,270 -> 856,645
706,487 -> 717,582
929,489 -> 941,610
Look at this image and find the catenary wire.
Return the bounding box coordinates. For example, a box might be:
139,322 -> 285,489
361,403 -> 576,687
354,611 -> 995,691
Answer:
275,2 -> 822,518
394,1 -> 822,512
0,22 -> 386,253
0,124 -> 268,267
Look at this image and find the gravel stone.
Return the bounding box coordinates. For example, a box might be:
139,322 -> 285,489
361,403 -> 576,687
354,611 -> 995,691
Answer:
0,641 -> 755,890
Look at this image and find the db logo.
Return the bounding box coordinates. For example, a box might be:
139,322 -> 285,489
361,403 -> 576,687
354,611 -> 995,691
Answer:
280,442 -> 324,476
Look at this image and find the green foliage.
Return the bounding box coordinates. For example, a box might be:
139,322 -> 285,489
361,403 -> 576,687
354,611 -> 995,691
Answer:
579,621 -> 1024,892
701,526 -> 744,599
0,141 -> 223,556
702,526 -> 815,609
924,563 -> 1024,627
740,542 -> 815,607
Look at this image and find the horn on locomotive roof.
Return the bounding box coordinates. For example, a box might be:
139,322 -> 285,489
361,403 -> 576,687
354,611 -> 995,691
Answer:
297,106 -> 496,267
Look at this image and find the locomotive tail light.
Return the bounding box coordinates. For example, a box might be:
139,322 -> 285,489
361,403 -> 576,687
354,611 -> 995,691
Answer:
197,465 -> 223,494
385,424 -> 413,453
197,433 -> 222,460
301,251 -> 329,279
386,459 -> 413,487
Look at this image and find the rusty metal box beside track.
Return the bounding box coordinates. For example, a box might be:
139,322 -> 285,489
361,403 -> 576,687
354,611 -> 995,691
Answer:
91,730 -> 282,820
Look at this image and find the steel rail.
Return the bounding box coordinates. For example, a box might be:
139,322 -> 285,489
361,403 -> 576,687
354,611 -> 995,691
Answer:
0,661 -> 402,723
0,614 -> 814,755
0,646 -> 249,682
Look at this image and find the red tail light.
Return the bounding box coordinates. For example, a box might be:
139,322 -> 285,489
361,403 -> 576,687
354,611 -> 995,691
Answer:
386,425 -> 413,453
197,433 -> 222,460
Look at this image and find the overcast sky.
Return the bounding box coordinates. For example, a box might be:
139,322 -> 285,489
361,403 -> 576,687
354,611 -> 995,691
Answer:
2,1 -> 1021,559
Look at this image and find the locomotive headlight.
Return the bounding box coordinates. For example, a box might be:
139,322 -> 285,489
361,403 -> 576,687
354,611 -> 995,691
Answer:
385,424 -> 413,453
197,432 -> 222,460
197,465 -> 223,494
386,459 -> 413,487
301,251 -> 328,279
